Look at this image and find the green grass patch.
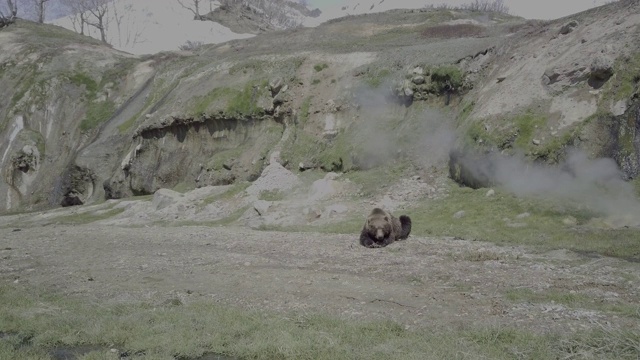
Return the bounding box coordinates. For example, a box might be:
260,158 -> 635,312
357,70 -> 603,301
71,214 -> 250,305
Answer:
172,182 -> 193,194
532,130 -> 577,162
464,110 -> 551,152
80,100 -> 116,132
117,111 -> 142,134
228,59 -> 268,75
299,96 -> 311,125
313,63 -> 329,72
2,283 -> 639,359
53,207 -> 125,225
67,72 -> 98,99
191,82 -> 267,118
344,162 -> 409,197
226,83 -> 265,117
272,172 -> 640,262
364,68 -> 391,88
279,131 -> 322,170
200,182 -> 251,206
206,148 -> 244,171
513,112 -> 547,149
459,100 -> 475,122
430,64 -> 464,93
406,184 -> 640,260
258,190 -> 286,201
190,87 -> 236,117
99,58 -> 137,88
311,78 -> 321,85
603,53 -> 640,103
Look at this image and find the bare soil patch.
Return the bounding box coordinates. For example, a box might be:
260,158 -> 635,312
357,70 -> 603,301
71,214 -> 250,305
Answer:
1,224 -> 638,334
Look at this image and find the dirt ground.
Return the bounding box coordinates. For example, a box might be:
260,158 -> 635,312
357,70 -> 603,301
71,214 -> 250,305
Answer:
1,223 -> 639,334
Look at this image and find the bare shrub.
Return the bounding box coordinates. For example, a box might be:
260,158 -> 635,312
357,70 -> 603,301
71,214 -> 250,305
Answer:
0,0 -> 17,28
462,0 -> 510,14
421,24 -> 485,39
218,0 -> 303,29
424,0 -> 510,14
179,40 -> 204,51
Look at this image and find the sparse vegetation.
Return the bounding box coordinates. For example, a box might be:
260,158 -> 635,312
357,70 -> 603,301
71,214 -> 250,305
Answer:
67,72 -> 99,99
80,100 -> 116,131
1,283 -> 638,359
506,288 -> 640,318
421,24 -> 486,39
512,112 -> 547,148
533,130 -> 577,163
299,96 -> 311,124
200,182 -> 251,206
191,88 -> 231,116
274,181 -> 640,261
9,66 -> 39,108
464,110 -> 556,156
191,82 -> 267,118
228,59 -> 269,75
226,82 -> 266,117
53,207 -> 124,225
258,189 -> 285,201
461,0 -> 510,14
313,63 -> 329,72
423,0 -> 510,14
345,162 -> 409,197
430,65 -> 465,94
407,184 -> 640,260
179,40 -> 204,51
603,52 -> 640,103
452,249 -> 504,262
365,68 -> 391,88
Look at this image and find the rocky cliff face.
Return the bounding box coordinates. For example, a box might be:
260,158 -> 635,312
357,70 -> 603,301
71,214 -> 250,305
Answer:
1,1 -> 639,214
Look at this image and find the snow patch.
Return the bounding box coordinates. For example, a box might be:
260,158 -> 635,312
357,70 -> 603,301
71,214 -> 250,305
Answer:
1,115 -> 24,166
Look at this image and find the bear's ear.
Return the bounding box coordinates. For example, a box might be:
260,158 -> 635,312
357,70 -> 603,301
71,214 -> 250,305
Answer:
384,216 -> 389,222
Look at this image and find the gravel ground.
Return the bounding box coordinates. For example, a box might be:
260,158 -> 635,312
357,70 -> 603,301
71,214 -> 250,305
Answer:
1,223 -> 639,334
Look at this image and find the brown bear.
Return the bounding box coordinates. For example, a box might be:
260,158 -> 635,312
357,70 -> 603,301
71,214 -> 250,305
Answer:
359,208 -> 412,248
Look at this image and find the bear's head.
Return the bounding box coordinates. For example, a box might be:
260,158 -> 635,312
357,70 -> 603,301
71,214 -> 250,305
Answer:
368,213 -> 392,242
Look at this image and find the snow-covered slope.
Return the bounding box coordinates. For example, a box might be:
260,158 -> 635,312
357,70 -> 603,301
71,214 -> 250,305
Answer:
305,0 -> 614,24
302,0 -> 446,26
49,0 -> 614,55
50,0 -> 254,55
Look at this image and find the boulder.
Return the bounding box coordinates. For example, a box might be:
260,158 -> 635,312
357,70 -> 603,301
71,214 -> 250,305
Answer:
269,77 -> 284,96
590,54 -> 614,81
559,20 -> 578,35
152,188 -> 184,211
412,75 -> 426,85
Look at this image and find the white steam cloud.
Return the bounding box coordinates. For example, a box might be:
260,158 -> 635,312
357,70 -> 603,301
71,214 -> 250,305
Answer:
351,83 -> 456,170
346,72 -> 639,228
455,148 -> 640,226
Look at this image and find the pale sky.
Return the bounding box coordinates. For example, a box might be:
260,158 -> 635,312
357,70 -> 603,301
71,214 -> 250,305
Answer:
307,0 -> 612,20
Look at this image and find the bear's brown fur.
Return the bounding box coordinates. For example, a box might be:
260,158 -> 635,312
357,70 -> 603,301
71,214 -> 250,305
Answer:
359,208 -> 412,248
